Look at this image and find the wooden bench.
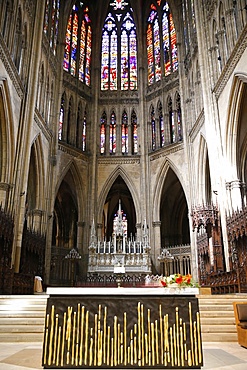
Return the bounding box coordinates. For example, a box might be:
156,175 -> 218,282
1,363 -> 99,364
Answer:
233,302 -> 247,348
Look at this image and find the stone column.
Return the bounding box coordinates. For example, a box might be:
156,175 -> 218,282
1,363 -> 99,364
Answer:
12,0 -> 46,272
152,221 -> 161,273
77,221 -> 85,253
230,180 -> 243,211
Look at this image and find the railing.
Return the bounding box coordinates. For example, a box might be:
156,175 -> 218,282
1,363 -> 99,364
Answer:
159,244 -> 191,276
88,240 -> 151,274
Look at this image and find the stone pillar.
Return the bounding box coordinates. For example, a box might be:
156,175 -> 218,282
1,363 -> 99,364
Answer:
77,221 -> 85,253
136,222 -> 141,241
34,209 -> 43,233
225,7 -> 236,52
12,0 -> 46,272
152,221 -> 161,273
230,180 -> 242,211
97,223 -> 103,241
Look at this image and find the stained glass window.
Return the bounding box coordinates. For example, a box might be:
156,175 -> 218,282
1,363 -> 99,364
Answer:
147,2 -> 178,84
176,93 -> 182,141
147,23 -> 154,85
158,102 -> 165,147
100,112 -> 107,154
43,0 -> 60,55
110,111 -> 117,154
182,0 -> 197,55
63,2 -> 91,86
58,94 -> 64,141
101,0 -> 137,91
162,2 -> 178,75
131,110 -> 138,154
151,106 -> 156,150
122,111 -> 128,154
147,7 -> 161,85
82,110 -> 87,151
168,97 -> 175,143
44,0 -> 49,34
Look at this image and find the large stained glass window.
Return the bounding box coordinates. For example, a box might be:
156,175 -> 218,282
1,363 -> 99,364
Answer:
63,1 -> 92,86
162,2 -> 178,75
100,112 -> 107,154
101,0 -> 137,91
147,6 -> 161,84
147,1 -> 178,85
182,0 -> 197,56
43,0 -> 60,55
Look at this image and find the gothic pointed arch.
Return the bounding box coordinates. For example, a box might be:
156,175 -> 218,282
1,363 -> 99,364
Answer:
226,74 -> 247,181
53,161 -> 84,251
0,79 -> 15,187
152,158 -> 189,225
198,134 -> 212,205
103,175 -> 136,240
25,135 -> 46,233
54,160 -> 86,219
159,164 -> 190,246
97,166 -> 140,228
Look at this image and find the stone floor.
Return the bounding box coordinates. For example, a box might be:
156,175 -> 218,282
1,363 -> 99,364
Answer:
0,341 -> 246,369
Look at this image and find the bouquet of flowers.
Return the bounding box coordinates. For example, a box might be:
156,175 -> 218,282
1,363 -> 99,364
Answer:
160,273 -> 199,288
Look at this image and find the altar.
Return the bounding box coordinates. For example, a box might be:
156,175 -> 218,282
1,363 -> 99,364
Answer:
42,287 -> 203,369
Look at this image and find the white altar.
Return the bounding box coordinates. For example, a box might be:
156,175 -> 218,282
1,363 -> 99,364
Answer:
87,201 -> 151,280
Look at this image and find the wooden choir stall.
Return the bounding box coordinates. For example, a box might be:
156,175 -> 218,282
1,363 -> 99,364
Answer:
42,287 -> 203,369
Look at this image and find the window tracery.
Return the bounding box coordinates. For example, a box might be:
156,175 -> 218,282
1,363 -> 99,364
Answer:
101,0 -> 137,91
43,0 -> 60,55
110,111 -> 117,154
122,111 -> 128,154
147,1 -> 178,85
63,1 -> 92,86
58,94 -> 65,141
131,110 -> 138,155
100,112 -> 107,154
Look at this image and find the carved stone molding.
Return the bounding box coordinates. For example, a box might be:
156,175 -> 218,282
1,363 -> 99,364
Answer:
58,143 -> 89,161
98,156 -> 140,165
188,109 -> 205,143
204,0 -> 217,20
152,221 -> 161,227
24,0 -> 35,19
213,25 -> 247,99
149,142 -> 184,161
0,37 -> 24,99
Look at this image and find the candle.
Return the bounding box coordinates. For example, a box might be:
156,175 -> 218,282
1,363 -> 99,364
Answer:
79,306 -> 84,365
56,326 -> 61,366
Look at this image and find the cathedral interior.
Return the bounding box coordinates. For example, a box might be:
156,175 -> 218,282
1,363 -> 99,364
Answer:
1,0 -> 247,293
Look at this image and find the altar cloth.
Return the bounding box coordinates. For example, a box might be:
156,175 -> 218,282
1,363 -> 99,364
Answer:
42,287 -> 203,369
46,286 -> 200,296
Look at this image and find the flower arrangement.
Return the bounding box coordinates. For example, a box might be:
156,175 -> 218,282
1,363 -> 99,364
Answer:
160,274 -> 199,288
